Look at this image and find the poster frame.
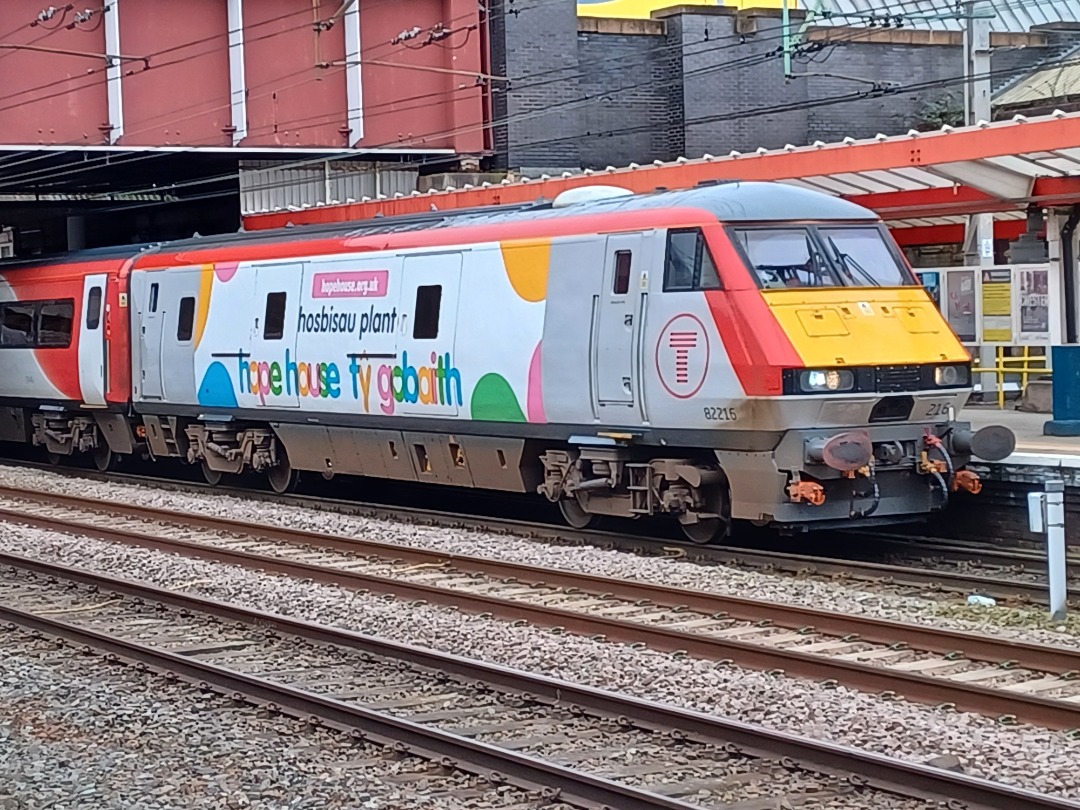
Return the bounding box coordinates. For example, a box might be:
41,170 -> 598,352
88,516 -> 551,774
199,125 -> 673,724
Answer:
914,263 -> 1061,347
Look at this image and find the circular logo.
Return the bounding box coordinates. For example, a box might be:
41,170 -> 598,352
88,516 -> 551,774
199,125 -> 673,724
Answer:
655,313 -> 710,399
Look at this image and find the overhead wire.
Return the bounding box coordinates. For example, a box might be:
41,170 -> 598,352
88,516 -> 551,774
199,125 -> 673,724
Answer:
0,27 -> 943,199
510,51 -> 1080,154
28,28 -> 925,202
0,0 -> 553,188
0,0 -> 1068,206
127,0 -> 988,146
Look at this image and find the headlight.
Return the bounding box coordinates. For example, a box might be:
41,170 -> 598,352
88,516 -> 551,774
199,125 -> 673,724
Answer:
934,364 -> 970,387
799,369 -> 855,393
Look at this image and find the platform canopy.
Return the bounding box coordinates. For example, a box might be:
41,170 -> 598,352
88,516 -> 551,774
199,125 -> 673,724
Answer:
242,110 -> 1080,247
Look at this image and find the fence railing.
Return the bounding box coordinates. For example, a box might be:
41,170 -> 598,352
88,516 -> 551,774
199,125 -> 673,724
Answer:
972,345 -> 1051,408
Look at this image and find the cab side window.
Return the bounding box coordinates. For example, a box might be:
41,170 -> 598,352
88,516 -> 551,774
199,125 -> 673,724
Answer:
663,228 -> 721,292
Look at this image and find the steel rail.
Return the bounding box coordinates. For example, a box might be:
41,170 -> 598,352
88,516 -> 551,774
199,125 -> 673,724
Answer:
0,485 -> 1076,673
867,531 -> 1080,574
0,478 -> 1066,606
1,494 -> 1079,731
0,462 -> 1072,604
0,603 -> 696,810
698,546 -> 1060,604
1,551 -> 1073,810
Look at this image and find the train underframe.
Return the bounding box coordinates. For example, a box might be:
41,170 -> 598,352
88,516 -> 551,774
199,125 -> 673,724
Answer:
2,405 -> 1015,544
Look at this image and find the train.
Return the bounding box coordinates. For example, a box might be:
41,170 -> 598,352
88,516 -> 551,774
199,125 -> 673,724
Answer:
0,181 -> 1015,542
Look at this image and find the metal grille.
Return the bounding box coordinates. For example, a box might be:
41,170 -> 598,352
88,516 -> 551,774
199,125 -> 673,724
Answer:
239,160 -> 418,216
875,365 -> 922,393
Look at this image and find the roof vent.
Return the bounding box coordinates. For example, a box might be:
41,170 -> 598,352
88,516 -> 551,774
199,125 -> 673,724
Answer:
552,185 -> 634,208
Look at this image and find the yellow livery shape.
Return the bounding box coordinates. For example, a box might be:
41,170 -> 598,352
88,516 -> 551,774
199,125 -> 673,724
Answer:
762,287 -> 971,367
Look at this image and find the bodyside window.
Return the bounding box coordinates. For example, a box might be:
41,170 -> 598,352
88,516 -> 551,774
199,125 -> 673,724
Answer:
413,285 -> 442,340
264,292 -> 286,340
37,300 -> 74,347
0,302 -> 35,347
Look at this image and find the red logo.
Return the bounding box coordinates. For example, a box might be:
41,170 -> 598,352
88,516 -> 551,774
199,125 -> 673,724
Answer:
656,314 -> 710,398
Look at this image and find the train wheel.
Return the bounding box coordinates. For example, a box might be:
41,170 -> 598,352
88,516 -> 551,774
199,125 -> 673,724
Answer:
202,461 -> 223,487
93,444 -> 114,472
46,451 -> 63,467
267,455 -> 299,495
558,497 -> 598,530
681,517 -> 724,544
680,485 -> 728,545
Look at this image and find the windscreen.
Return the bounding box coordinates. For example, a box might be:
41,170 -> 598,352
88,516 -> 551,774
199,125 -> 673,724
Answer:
733,225 -> 914,289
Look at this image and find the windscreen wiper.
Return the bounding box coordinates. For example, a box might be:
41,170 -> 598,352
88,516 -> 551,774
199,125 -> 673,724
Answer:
826,237 -> 879,287
755,264 -> 821,286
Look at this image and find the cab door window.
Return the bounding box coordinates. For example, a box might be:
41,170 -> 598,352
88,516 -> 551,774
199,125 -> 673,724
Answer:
663,229 -> 721,291
85,287 -> 102,329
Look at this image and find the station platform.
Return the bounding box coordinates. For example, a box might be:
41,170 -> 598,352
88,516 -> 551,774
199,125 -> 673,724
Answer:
963,407 -> 1080,486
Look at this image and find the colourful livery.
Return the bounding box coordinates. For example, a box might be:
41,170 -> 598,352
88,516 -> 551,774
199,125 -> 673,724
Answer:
0,183 -> 1015,541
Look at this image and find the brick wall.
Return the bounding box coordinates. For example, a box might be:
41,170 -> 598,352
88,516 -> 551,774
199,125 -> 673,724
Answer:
675,12 -> 809,158
576,28 -> 677,167
488,0 -> 583,173
490,5 -> 1064,171
804,42 -> 964,143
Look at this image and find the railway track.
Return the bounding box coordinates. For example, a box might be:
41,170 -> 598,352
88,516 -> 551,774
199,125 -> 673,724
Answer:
871,531 -> 1076,582
0,484 -> 1079,733
2,459 -> 1076,606
1,553 -> 1072,810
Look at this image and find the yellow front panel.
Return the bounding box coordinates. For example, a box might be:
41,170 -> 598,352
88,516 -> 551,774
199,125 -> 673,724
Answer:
763,288 -> 970,367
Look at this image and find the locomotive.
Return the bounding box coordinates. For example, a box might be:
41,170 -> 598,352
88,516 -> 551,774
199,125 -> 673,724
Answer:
0,182 -> 1015,542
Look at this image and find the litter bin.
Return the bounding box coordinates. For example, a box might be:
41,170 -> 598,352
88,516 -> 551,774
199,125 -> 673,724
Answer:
1045,345 -> 1080,436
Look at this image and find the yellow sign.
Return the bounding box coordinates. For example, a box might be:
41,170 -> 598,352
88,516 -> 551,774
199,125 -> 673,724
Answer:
578,0 -> 792,18
981,269 -> 1012,343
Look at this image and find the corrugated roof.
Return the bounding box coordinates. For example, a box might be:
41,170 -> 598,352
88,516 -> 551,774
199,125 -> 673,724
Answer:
997,59 -> 1080,105
243,110 -> 1080,232
811,0 -> 1080,32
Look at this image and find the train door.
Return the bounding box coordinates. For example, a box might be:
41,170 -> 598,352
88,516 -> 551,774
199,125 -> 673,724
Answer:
158,269 -> 201,402
593,232 -> 647,411
397,252 -> 463,416
138,272 -> 165,399
251,262 -> 301,408
78,274 -> 107,406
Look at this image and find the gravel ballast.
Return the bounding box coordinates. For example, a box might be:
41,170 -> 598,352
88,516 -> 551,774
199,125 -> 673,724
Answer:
0,516 -> 1078,801
0,464 -> 1074,648
0,632 -> 547,810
